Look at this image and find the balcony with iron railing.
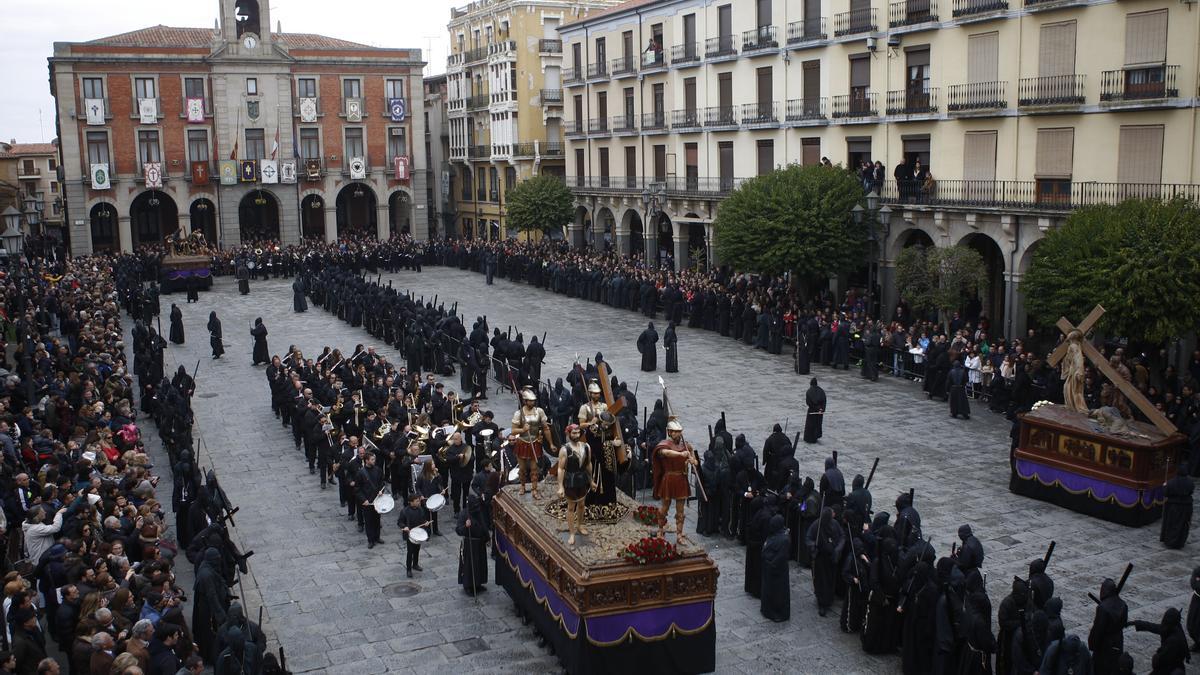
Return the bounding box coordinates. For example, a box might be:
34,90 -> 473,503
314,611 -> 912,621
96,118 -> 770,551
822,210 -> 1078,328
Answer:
612,114 -> 638,133
642,111 -> 669,132
641,49 -> 667,71
565,120 -> 586,137
705,35 -> 738,60
488,40 -> 517,58
1018,75 -> 1085,107
947,81 -> 1007,111
834,8 -> 877,36
664,176 -> 745,195
17,166 -> 41,179
541,88 -> 563,105
468,145 -> 489,159
512,142 -> 537,157
879,179 -> 1200,211
448,98 -> 466,113
832,92 -> 879,118
886,88 -> 939,115
1024,0 -> 1087,11
542,142 -> 565,157
564,66 -> 585,87
889,0 -> 938,27
612,55 -> 637,77
742,26 -> 780,52
570,176 -> 646,192
588,117 -> 610,135
785,98 -> 828,122
586,62 -> 608,80
704,105 -> 739,128
463,45 -> 489,63
466,94 -> 489,110
787,18 -> 828,45
671,109 -> 702,130
671,43 -> 702,67
951,0 -> 1007,17
742,101 -> 780,126
1100,66 -> 1179,103
538,39 -> 562,54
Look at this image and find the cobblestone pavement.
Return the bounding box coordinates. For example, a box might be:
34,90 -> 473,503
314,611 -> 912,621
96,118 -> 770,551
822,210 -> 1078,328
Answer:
155,268 -> 1195,674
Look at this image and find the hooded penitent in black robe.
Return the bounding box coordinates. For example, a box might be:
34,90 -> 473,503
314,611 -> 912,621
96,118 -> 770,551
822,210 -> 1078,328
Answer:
996,577 -> 1030,675
637,322 -> 659,372
806,506 -> 845,616
664,323 -> 678,373
862,538 -> 900,653
251,318 -> 269,365
954,593 -> 997,675
168,304 -> 185,344
456,497 -> 490,595
760,515 -> 791,622
744,497 -> 769,598
292,277 -> 308,312
761,425 -> 790,487
1087,578 -> 1128,675
833,322 -> 851,369
795,331 -> 811,375
207,312 -> 224,358
804,379 -> 825,443
1160,471 -> 1193,549
1189,567 -> 1200,652
862,327 -> 880,381
192,547 -> 230,664
901,562 -> 939,675
1132,608 -> 1189,675
948,361 -> 971,419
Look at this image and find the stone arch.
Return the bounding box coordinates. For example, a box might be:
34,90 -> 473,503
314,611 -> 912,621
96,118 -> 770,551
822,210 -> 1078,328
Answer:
335,182 -> 378,239
593,206 -> 615,249
957,232 -> 1007,329
624,209 -> 644,258
300,194 -> 326,240
88,202 -> 119,252
888,226 -> 937,262
655,212 -> 672,267
387,188 -> 413,237
1017,236 -> 1044,275
188,198 -> 217,245
129,190 -> 178,248
238,189 -> 281,242
235,0 -> 261,37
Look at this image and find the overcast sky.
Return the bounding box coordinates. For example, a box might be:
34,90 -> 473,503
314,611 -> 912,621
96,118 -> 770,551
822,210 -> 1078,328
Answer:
1,0 -> 454,143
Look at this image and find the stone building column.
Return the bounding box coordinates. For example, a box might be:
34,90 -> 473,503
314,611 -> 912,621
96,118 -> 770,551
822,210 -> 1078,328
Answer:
324,205 -> 338,243
118,216 -> 132,253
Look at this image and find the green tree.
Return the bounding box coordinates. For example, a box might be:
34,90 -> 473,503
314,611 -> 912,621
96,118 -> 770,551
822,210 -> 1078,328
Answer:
895,244 -> 989,331
1022,198 -> 1200,344
505,174 -> 574,240
713,164 -> 866,279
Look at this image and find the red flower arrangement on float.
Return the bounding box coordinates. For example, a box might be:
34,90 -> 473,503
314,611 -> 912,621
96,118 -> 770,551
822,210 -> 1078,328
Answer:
633,504 -> 661,526
619,536 -> 681,565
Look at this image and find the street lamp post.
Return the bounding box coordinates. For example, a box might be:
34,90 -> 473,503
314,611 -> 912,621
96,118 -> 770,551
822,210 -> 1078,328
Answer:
852,191 -> 892,320
641,181 -> 665,268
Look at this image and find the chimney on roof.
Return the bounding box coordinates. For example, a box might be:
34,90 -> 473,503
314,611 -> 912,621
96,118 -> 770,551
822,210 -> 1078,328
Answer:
277,20 -> 282,33
214,19 -> 218,29
8,139 -> 14,145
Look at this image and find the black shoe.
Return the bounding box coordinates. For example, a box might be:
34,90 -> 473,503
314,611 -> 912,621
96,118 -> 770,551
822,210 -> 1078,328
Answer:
407,569 -> 413,578
328,477 -> 337,485
309,466 -> 315,474
376,539 -> 385,545
818,607 -> 828,617
413,564 -> 424,571
368,541 -> 375,549
347,514 -> 355,521
320,483 -> 327,490
357,523 -> 364,532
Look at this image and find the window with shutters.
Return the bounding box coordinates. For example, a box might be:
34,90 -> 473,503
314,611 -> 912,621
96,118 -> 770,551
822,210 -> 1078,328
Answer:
1035,128 -> 1074,204
625,147 -> 637,188
297,78 -> 317,98
685,143 -> 699,189
388,128 -> 407,160
719,142 -> 734,189
801,138 -> 821,166
187,129 -> 210,166
1124,11 -> 1169,98
599,148 -> 610,187
462,169 -> 473,200
850,55 -> 871,113
756,140 -> 774,176
1038,21 -> 1076,77
86,131 -> 110,166
847,138 -> 871,170
137,130 -> 161,170
299,128 -> 320,159
574,148 -> 585,187
653,145 -> 666,181
341,128 -> 361,163
1117,125 -> 1164,188
718,73 -> 733,120
962,131 -> 997,202
489,167 -> 499,201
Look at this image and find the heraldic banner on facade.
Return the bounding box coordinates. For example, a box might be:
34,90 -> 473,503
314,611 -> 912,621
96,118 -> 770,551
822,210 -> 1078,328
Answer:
186,97 -> 205,123
394,156 -> 409,180
260,159 -> 279,184
90,163 -> 110,190
219,160 -> 238,186
349,157 -> 366,179
143,162 -> 163,189
191,161 -> 210,185
138,98 -> 157,124
299,97 -> 318,123
84,99 -> 105,126
389,97 -> 406,122
346,98 -> 363,123
240,160 -> 257,182
280,160 -> 297,184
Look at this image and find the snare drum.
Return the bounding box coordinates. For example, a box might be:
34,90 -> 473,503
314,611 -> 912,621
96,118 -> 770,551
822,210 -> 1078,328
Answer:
425,493 -> 446,512
373,493 -> 395,514
408,527 -> 429,544
514,439 -> 541,461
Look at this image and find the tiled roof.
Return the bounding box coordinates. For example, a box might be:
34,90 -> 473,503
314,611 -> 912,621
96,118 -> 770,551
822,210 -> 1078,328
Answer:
5,143 -> 57,156
83,24 -> 374,50
562,0 -> 664,29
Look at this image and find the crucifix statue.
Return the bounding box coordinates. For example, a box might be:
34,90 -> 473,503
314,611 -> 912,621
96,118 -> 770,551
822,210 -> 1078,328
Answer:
1047,305 -> 1177,436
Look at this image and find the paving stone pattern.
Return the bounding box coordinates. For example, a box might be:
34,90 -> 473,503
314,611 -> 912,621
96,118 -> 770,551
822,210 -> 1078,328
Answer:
151,268 -> 1195,673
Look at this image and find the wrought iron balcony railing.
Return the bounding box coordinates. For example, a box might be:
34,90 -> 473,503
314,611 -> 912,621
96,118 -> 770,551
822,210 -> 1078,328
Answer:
886,88 -> 939,114
1100,66 -> 1179,102
834,8 -> 877,36
787,18 -> 828,44
947,81 -> 1007,111
1018,75 -> 1085,106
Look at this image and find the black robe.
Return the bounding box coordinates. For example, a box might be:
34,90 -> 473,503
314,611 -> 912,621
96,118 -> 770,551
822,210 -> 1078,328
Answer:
1159,473 -> 1193,549
456,505 -> 490,595
251,323 -> 269,365
1188,568 -> 1200,651
168,305 -> 185,344
948,364 -> 971,419
804,382 -> 826,443
806,511 -> 845,612
760,516 -> 791,622
664,324 -> 678,373
862,329 -> 880,381
744,500 -> 770,598
637,324 -> 659,372
901,569 -> 939,675
292,278 -> 308,312
207,314 -> 224,358
795,333 -> 811,375
192,548 -> 230,664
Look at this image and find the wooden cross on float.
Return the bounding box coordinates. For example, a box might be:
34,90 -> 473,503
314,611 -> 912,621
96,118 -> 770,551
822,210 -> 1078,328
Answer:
1047,304 -> 1177,435
595,361 -> 628,463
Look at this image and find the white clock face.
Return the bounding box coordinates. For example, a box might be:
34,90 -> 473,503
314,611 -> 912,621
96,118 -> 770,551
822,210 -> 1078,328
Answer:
243,35 -> 257,49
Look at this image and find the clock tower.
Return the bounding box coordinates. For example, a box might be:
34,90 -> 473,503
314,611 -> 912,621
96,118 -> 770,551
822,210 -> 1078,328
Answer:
220,0 -> 273,53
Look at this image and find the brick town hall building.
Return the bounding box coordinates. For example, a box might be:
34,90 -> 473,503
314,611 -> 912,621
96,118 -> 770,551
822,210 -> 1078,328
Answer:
50,0 -> 428,255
